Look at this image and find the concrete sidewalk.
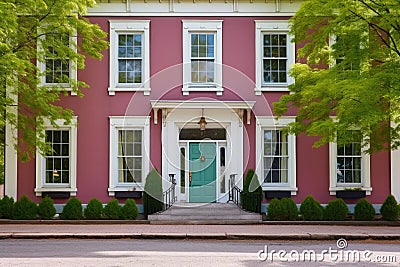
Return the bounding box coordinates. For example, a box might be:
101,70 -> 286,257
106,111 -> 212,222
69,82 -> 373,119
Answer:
0,223 -> 399,241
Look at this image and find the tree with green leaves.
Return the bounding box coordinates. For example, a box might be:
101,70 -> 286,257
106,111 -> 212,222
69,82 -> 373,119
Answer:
0,0 -> 107,165
274,0 -> 400,152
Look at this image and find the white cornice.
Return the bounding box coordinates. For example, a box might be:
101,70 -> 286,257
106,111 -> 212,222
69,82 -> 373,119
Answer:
150,100 -> 256,109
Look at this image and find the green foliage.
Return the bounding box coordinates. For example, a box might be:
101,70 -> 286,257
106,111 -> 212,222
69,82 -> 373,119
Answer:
354,198 -> 375,221
84,198 -> 104,220
120,199 -> 139,220
241,169 -> 262,213
300,195 -> 324,221
61,197 -> 83,220
380,195 -> 399,221
266,198 -> 282,221
266,198 -> 298,221
0,0 -> 108,161
273,0 -> 400,152
323,198 -> 349,221
0,195 -> 14,219
104,199 -> 122,219
38,196 -> 56,220
143,169 -> 163,218
12,195 -> 37,220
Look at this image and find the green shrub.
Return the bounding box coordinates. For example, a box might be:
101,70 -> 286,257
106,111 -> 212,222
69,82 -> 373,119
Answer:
241,169 -> 262,213
143,169 -> 163,218
38,196 -> 56,220
380,195 -> 399,221
267,198 -> 298,220
323,198 -> 349,221
12,195 -> 37,220
84,198 -> 104,219
300,195 -> 324,221
280,198 -> 298,221
266,198 -> 282,221
354,198 -> 375,221
120,199 -> 139,220
0,196 -> 14,219
104,199 -> 122,219
61,197 -> 83,220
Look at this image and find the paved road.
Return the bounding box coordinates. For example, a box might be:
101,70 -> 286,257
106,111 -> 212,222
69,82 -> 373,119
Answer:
0,239 -> 399,266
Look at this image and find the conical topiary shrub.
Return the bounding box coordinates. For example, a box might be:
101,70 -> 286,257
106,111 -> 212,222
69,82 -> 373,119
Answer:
323,198 -> 349,221
104,199 -> 122,219
84,198 -> 104,219
300,195 -> 324,221
12,195 -> 38,220
61,197 -> 83,220
380,195 -> 399,221
143,169 -> 163,218
354,198 -> 376,221
38,196 -> 56,220
120,199 -> 139,220
0,195 -> 14,219
241,169 -> 262,213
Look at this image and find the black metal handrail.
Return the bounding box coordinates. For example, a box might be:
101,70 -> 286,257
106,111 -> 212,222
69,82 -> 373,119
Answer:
228,173 -> 262,214
163,182 -> 176,210
232,185 -> 242,207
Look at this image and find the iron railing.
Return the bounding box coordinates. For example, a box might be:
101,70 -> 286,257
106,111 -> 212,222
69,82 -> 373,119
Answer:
163,182 -> 176,211
228,174 -> 262,214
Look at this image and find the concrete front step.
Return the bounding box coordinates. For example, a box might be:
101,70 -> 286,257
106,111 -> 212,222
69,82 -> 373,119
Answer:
148,203 -> 262,223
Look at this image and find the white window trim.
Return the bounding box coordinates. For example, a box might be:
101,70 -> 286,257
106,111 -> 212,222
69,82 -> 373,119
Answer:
182,20 -> 223,96
108,116 -> 150,196
37,31 -> 78,96
255,116 -> 297,194
254,20 -> 295,95
35,117 -> 78,196
329,138 -> 372,195
108,20 -> 151,96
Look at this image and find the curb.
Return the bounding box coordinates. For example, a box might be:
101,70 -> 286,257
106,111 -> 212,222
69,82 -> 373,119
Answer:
1,233 -> 400,241
0,219 -> 150,225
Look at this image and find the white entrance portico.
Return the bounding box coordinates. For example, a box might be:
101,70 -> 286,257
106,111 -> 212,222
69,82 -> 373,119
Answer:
151,100 -> 254,203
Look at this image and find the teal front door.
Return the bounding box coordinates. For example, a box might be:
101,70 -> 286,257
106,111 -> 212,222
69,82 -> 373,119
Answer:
189,142 -> 217,203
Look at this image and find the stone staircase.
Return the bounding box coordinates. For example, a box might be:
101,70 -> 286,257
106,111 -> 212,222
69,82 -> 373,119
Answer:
148,202 -> 262,224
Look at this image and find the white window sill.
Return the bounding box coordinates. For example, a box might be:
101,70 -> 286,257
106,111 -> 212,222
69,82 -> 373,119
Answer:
262,186 -> 298,195
329,187 -> 372,196
254,86 -> 290,95
108,87 -> 151,96
182,86 -> 223,96
42,85 -> 78,96
108,186 -> 144,196
34,187 -> 77,197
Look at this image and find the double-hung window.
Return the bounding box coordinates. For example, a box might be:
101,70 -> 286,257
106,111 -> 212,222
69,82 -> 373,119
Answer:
182,20 -> 223,95
37,31 -> 77,95
329,130 -> 371,195
255,21 -> 295,95
109,116 -> 150,196
109,20 -> 150,95
35,117 -> 78,196
256,116 -> 297,194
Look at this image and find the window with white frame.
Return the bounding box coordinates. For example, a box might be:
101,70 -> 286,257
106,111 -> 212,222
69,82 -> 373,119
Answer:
37,32 -> 77,95
35,117 -> 78,196
109,20 -> 150,95
182,20 -> 222,96
255,21 -> 295,95
329,130 -> 371,195
109,116 -> 150,196
256,116 -> 297,194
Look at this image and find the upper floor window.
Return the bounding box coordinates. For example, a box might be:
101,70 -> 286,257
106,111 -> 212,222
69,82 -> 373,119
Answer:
35,117 -> 78,196
329,130 -> 371,195
109,20 -> 150,95
256,116 -> 297,194
255,21 -> 295,95
37,32 -> 77,95
182,20 -> 222,96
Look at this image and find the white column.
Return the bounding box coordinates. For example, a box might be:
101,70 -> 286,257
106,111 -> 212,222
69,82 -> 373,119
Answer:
4,92 -> 17,199
391,149 -> 400,202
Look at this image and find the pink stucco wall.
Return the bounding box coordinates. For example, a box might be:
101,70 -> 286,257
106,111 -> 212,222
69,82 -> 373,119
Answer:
16,16 -> 391,204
